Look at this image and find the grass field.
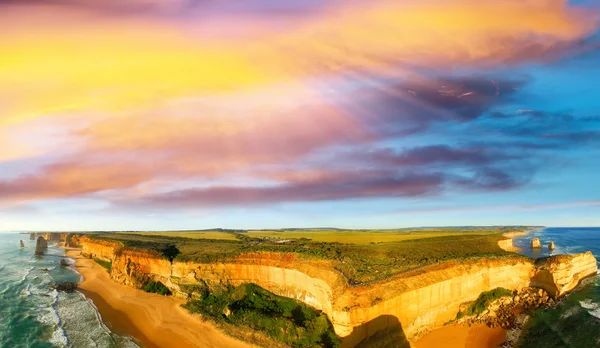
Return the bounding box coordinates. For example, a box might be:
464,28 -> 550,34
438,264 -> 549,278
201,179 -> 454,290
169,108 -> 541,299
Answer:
244,229 -> 503,244
122,231 -> 238,241
87,226 -> 534,284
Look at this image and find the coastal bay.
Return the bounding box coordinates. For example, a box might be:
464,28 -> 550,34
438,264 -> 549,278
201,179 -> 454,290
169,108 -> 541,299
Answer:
64,247 -> 253,348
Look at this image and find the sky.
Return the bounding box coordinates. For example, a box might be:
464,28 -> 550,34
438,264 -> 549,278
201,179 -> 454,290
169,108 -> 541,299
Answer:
0,0 -> 599,231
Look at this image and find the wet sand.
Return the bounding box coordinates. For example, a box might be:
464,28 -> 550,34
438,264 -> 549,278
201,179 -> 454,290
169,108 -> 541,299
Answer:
65,247 -> 253,348
413,323 -> 506,348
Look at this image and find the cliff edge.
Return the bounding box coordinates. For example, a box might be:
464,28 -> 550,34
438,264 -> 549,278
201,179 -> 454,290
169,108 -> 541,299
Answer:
73,236 -> 598,346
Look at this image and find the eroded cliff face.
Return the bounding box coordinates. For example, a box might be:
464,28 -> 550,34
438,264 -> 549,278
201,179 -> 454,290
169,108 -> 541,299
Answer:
497,238 -> 514,251
73,238 -> 598,346
334,259 -> 536,345
531,252 -> 598,297
79,237 -> 119,262
29,232 -> 68,242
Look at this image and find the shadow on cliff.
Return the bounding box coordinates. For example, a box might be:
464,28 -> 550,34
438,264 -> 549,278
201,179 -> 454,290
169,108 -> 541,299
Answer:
342,315 -> 410,348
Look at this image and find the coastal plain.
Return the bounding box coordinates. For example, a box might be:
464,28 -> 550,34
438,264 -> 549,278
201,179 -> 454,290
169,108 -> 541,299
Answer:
29,227 -> 598,348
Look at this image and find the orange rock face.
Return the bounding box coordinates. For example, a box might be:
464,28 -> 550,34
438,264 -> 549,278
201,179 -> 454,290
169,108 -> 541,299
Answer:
29,232 -> 68,242
75,238 -> 598,345
531,251 -> 598,297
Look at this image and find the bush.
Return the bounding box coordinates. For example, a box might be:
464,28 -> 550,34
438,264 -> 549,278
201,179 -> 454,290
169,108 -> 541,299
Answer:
93,258 -> 112,273
183,283 -> 339,347
143,281 -> 172,296
466,287 -> 513,316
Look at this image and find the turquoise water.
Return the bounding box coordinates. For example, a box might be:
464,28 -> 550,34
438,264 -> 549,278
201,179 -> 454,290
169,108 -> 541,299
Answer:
0,233 -> 139,348
513,227 -> 600,347
2,229 -> 599,347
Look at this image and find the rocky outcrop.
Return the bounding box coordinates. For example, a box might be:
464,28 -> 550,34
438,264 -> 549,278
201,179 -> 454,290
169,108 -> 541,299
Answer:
548,241 -> 556,250
457,287 -> 553,330
20,240 -> 25,248
52,282 -> 78,293
497,238 -> 514,251
531,252 -> 598,297
73,237 -> 598,346
35,237 -> 48,255
531,238 -> 541,248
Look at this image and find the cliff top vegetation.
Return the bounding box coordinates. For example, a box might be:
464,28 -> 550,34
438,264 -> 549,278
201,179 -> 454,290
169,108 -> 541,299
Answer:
81,226 -> 534,284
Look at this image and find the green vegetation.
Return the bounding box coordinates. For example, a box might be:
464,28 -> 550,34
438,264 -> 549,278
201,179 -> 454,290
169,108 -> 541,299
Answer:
245,227 -> 515,245
85,226 -> 532,284
123,231 -> 239,241
517,286 -> 600,348
462,287 -> 513,316
143,281 -> 172,296
183,283 -> 339,348
93,258 -> 112,273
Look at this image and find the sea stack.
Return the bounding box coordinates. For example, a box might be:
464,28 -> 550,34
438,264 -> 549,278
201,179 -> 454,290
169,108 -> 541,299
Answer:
531,238 -> 542,248
548,241 -> 556,250
35,236 -> 48,255
20,240 -> 25,248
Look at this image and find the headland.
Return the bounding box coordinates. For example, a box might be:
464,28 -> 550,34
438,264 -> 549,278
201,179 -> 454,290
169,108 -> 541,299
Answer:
28,226 -> 598,347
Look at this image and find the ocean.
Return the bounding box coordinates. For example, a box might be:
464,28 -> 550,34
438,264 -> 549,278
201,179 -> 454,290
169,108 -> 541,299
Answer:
1,229 -> 599,347
0,233 -> 139,348
513,227 -> 600,347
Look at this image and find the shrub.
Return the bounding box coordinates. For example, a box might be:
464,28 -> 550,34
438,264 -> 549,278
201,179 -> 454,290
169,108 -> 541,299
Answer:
183,283 -> 339,347
465,287 -> 513,316
143,281 -> 172,296
93,258 -> 112,273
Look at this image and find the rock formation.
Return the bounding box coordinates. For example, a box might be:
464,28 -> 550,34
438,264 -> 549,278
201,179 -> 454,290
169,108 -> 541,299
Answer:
531,252 -> 598,297
20,240 -> 25,248
34,237 -> 48,255
531,238 -> 541,248
29,232 -> 68,242
548,241 -> 556,250
75,236 -> 598,346
51,282 -> 78,293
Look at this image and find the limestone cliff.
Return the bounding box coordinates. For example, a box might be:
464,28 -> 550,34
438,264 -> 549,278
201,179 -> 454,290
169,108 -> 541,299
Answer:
29,232 -> 68,242
74,238 -> 598,346
35,236 -> 48,255
531,252 -> 598,297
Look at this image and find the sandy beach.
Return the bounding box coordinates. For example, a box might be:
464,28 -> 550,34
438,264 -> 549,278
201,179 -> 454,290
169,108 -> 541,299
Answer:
413,323 -> 506,348
64,247 -> 253,348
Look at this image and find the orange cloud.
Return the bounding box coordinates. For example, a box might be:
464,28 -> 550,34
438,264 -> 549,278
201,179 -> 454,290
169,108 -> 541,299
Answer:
0,0 -> 598,206
0,0 -> 597,128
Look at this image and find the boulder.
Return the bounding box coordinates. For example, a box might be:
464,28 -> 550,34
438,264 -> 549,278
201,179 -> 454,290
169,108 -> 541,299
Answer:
531,238 -> 542,248
60,259 -> 69,267
51,282 -> 78,293
20,240 -> 25,248
35,237 -> 48,255
548,241 -> 556,250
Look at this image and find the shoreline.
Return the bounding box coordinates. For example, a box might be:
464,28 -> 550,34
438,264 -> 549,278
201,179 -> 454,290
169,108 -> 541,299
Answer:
415,228 -> 543,346
498,227 -> 541,252
412,323 -> 506,348
63,246 -> 253,348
